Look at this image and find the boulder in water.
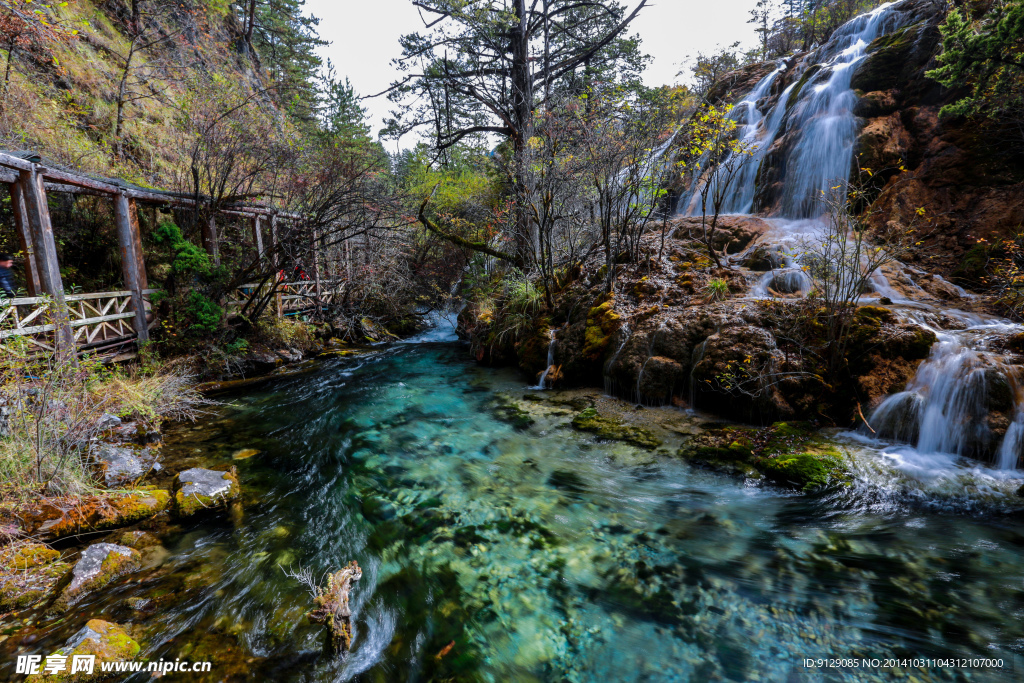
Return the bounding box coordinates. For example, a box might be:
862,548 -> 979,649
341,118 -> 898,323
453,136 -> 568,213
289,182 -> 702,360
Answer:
60,620 -> 141,673
174,468 -> 240,517
49,543 -> 141,614
92,444 -> 160,486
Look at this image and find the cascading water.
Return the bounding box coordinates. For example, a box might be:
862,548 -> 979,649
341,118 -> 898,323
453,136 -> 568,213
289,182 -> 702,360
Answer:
778,2 -> 909,217
679,2 -> 912,219
674,0 -> 1024,470
677,63 -> 788,216
533,329 -> 557,389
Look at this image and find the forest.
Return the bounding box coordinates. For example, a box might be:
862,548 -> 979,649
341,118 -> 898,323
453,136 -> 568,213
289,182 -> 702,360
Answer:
0,0 -> 1023,681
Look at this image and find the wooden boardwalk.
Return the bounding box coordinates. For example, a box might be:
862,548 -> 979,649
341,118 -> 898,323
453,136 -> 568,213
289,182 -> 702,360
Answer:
0,150 -> 318,359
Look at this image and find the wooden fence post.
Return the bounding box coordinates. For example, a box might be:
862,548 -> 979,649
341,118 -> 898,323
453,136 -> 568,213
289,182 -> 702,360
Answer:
114,192 -> 150,343
204,214 -> 221,266
8,182 -> 39,296
270,214 -> 279,269
17,168 -> 75,358
252,215 -> 265,259
313,228 -> 322,300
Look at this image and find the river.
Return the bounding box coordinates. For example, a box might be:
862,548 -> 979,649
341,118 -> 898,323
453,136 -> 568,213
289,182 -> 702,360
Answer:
11,332 -> 1019,682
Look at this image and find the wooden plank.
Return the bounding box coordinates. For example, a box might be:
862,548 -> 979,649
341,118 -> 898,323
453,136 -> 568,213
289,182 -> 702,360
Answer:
0,152 -> 36,172
17,169 -> 75,358
8,181 -> 39,296
2,290 -> 158,306
43,182 -> 110,197
37,166 -> 120,195
114,193 -> 150,342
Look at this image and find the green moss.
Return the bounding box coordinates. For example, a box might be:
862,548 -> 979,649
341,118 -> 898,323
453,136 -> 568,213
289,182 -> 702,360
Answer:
0,543 -> 69,611
680,422 -> 848,491
571,408 -> 662,449
1,543 -> 60,570
856,306 -> 896,324
758,450 -> 844,492
582,294 -> 622,362
54,620 -> 140,680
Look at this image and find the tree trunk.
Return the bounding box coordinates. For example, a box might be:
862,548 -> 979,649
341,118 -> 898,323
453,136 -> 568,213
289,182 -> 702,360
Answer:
510,0 -> 536,267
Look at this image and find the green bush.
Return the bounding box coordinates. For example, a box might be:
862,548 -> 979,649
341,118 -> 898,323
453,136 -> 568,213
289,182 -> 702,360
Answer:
185,291 -> 222,334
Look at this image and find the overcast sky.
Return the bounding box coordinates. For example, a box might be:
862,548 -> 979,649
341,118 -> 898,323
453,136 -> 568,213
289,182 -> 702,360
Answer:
305,0 -> 760,150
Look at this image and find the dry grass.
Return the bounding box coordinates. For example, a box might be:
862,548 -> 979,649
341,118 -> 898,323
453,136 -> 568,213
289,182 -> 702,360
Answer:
0,349 -> 209,502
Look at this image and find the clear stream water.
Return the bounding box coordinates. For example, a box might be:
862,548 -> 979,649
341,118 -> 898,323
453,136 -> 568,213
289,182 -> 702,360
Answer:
8,339 -> 1024,682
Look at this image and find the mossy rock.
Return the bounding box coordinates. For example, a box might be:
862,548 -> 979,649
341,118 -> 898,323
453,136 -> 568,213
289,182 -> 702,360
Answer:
35,489 -> 170,539
856,306 -> 896,324
174,468 -> 241,517
787,64 -> 822,109
758,451 -> 844,492
680,422 -> 848,491
0,542 -> 68,611
582,294 -> 622,362
117,530 -> 161,550
756,422 -> 848,491
571,408 -> 661,449
850,22 -> 923,92
53,620 -> 140,681
678,428 -> 760,477
49,544 -> 142,615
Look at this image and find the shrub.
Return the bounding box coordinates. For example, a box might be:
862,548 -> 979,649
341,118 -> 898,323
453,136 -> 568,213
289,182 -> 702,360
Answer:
704,278 -> 729,302
185,291 -> 222,335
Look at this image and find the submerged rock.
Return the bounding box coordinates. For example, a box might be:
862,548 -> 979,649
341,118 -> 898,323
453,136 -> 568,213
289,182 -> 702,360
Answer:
56,620 -> 140,679
174,468 -> 240,516
680,421 -> 848,492
571,408 -> 661,449
0,542 -> 69,611
50,543 -> 141,614
493,398 -> 535,430
307,560 -> 362,654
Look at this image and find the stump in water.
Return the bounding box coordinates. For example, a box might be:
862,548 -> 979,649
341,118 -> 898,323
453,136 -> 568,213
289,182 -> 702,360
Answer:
307,560 -> 362,654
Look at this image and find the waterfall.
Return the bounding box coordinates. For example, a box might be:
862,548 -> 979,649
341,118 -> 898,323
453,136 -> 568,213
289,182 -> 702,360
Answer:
998,418 -> 1024,470
678,1 -> 913,220
871,334 -> 992,458
603,324 -> 632,395
534,330 -> 557,389
677,63 -> 788,216
672,0 -> 1024,470
779,2 -> 907,217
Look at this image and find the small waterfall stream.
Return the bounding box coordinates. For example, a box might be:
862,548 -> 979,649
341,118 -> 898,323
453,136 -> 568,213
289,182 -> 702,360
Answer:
533,329 -> 557,389
676,0 -> 1024,470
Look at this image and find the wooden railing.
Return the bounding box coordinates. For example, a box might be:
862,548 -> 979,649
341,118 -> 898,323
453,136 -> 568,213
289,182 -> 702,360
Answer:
0,290 -> 157,355
227,280 -> 346,316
